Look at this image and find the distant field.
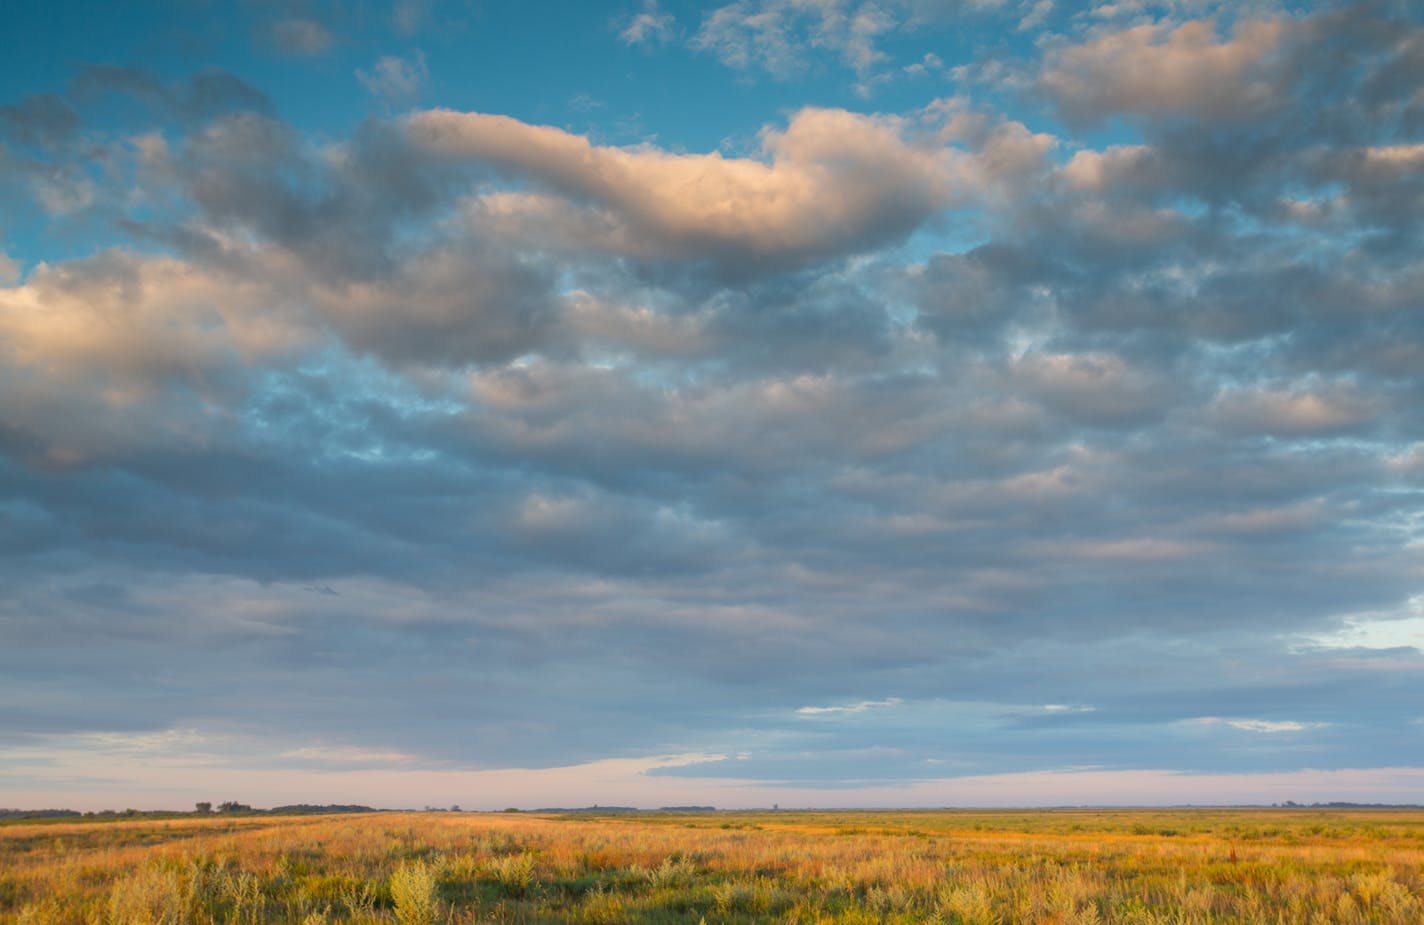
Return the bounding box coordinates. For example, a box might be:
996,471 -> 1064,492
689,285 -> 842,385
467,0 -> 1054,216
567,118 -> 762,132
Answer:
3,808 -> 1422,923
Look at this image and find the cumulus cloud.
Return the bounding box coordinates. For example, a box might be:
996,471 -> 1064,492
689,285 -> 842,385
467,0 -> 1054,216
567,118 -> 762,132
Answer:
409,106 -> 958,274
310,244 -> 559,367
0,250 -> 305,382
0,249 -> 313,467
1040,17 -> 1297,124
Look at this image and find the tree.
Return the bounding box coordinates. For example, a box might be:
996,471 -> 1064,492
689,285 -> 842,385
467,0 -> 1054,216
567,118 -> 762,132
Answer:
195,801 -> 212,814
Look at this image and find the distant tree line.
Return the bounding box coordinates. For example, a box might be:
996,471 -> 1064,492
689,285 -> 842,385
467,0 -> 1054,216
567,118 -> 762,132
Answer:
1,803 -> 379,821
1,802 -> 745,820
1274,801 -> 1424,809
0,808 -> 82,819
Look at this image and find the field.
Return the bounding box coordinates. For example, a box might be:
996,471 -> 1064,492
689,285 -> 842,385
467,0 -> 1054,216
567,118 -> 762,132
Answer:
3,808 -> 1423,924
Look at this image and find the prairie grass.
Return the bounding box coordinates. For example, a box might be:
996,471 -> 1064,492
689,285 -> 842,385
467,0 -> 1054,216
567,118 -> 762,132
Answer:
2,808 -> 1422,923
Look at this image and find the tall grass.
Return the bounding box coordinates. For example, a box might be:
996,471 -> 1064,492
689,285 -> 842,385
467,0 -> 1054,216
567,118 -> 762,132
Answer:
1,808 -> 1421,923
389,859 -> 440,925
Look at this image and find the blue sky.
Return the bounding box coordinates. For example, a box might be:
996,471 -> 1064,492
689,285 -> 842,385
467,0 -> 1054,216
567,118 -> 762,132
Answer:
1,0 -> 1422,810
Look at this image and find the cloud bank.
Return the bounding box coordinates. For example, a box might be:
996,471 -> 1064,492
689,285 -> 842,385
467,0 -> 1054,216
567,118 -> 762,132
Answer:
0,0 -> 1421,808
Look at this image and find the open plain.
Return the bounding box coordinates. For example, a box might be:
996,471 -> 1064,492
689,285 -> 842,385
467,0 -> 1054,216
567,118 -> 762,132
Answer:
3,808 -> 1422,924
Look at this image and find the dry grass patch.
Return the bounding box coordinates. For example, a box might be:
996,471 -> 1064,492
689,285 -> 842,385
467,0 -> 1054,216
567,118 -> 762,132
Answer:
1,809 -> 1421,923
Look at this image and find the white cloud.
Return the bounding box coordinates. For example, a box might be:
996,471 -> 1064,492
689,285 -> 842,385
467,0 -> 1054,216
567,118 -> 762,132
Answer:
1192,717 -> 1324,734
798,697 -> 903,715
1225,719 -> 1316,734
281,745 -> 418,766
1305,597 -> 1424,653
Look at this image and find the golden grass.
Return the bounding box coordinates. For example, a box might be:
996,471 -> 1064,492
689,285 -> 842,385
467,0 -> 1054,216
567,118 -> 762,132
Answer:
2,808 -> 1422,923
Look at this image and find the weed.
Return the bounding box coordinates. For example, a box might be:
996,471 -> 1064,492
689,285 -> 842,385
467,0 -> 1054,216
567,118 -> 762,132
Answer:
390,859 -> 441,925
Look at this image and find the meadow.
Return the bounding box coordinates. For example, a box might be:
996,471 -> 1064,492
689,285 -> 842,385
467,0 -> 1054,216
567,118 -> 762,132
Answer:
2,808 -> 1422,924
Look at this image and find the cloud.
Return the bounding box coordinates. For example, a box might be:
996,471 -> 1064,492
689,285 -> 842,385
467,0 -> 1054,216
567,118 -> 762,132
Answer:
1304,598 -> 1424,653
0,250 -> 306,382
687,0 -> 1015,86
621,0 -> 676,46
69,66 -> 273,124
149,112 -> 448,280
0,248 -> 313,467
29,166 -> 97,215
281,745 -> 417,766
358,52 -> 429,104
2,4 -> 1423,806
310,243 -> 559,367
1040,17 -> 1296,124
0,93 -> 80,149
1213,717 -> 1321,728
1208,385 -> 1381,437
266,17 -> 335,55
393,0 -> 431,36
692,0 -> 899,80
797,697 -> 903,715
1010,351 -> 1167,427
409,106 -> 958,274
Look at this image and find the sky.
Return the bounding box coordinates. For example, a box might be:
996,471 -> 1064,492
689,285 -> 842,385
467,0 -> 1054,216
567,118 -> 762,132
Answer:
1,0 -> 1422,811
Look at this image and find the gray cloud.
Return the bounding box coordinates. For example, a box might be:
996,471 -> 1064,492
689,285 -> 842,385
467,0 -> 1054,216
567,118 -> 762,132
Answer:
69,66 -> 274,124
357,52 -> 428,104
1,2 -> 1421,803
1039,17 -> 1303,125
688,0 -> 1014,88
266,17 -> 335,55
0,93 -> 80,150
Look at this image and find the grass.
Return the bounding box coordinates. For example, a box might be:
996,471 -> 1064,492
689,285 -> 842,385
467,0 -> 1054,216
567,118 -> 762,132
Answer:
1,808 -> 1422,923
